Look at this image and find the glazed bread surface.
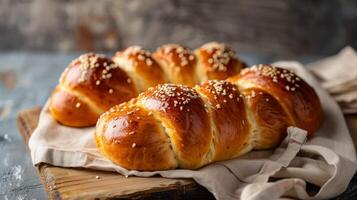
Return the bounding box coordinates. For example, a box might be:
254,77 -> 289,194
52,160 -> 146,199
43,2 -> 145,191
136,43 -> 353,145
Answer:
95,64 -> 323,171
50,53 -> 137,127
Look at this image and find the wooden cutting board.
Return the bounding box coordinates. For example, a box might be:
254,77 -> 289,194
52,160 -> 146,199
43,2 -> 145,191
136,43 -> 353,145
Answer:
16,107 -> 214,200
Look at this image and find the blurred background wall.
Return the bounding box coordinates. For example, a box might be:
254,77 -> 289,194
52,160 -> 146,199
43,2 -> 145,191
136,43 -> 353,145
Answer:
1,0 -> 357,57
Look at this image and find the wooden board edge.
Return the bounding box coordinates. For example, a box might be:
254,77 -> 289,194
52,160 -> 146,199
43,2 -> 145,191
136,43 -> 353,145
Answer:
16,107 -> 58,200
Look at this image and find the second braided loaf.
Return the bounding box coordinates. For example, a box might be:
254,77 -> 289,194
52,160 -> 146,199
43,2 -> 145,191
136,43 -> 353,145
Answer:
95,64 -> 323,170
50,42 -> 246,127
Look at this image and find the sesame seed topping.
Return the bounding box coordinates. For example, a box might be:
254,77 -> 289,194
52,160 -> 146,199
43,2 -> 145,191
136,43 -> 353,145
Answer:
242,64 -> 302,93
96,80 -> 101,85
75,102 -> 81,108
109,89 -> 114,94
127,78 -> 132,83
158,44 -> 194,68
70,53 -> 118,84
116,46 -> 157,68
132,143 -> 136,148
148,84 -> 200,112
95,176 -> 100,179
201,42 -> 236,72
201,80 -> 242,106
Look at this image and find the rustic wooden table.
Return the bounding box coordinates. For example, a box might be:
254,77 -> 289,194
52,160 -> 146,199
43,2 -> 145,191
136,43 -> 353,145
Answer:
0,53 -> 356,199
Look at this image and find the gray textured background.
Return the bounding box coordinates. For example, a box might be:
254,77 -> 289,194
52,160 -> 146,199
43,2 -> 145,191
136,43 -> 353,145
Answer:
1,1 -> 357,199
1,0 -> 357,57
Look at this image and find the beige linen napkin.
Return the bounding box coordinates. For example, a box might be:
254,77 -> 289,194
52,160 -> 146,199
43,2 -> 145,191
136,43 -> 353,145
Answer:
29,62 -> 357,199
307,47 -> 357,114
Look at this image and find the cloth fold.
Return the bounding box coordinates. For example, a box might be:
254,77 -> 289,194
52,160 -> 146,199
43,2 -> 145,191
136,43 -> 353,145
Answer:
307,46 -> 357,114
29,60 -> 357,199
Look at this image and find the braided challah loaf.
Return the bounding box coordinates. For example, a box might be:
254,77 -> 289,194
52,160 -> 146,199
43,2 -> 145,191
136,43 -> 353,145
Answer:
95,65 -> 323,171
50,42 -> 246,127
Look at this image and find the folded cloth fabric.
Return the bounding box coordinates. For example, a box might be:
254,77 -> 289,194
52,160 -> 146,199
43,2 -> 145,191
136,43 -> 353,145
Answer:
29,61 -> 357,200
307,47 -> 357,114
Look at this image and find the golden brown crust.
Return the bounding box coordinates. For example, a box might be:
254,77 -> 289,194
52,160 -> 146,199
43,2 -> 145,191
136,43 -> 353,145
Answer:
137,84 -> 212,169
49,86 -> 99,127
50,53 -> 138,127
240,88 -> 294,149
228,64 -> 323,136
153,44 -> 198,86
195,80 -> 251,161
95,101 -> 177,171
195,42 -> 246,82
113,46 -> 166,92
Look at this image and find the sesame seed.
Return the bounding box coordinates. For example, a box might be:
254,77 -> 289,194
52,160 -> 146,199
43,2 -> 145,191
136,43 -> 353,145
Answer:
96,80 -> 101,85
132,143 -> 136,148
176,47 -> 183,53
95,176 -> 100,179
216,104 -> 221,109
109,89 -> 114,94
181,60 -> 188,66
285,85 -> 290,91
127,78 -> 132,83
265,98 -> 269,102
138,54 -> 145,61
146,59 -> 153,66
